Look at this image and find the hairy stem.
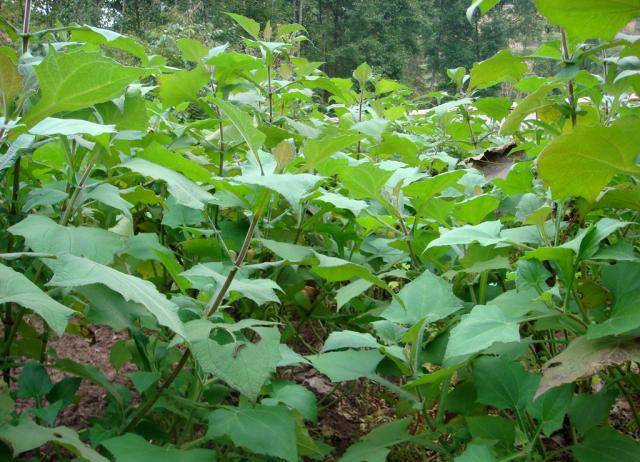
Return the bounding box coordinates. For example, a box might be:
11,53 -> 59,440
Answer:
561,30 -> 577,128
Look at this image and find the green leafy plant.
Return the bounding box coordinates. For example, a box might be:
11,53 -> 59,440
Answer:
1,2 -> 639,461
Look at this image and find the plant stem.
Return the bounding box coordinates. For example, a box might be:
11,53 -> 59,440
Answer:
2,0 -> 32,386
560,30 -> 577,128
120,191 -> 271,434
478,271 -> 489,305
267,64 -> 273,123
356,88 -> 364,158
613,369 -> 640,429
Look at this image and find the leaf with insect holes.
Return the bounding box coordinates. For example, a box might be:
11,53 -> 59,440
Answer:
0,415 -> 108,462
190,326 -> 281,401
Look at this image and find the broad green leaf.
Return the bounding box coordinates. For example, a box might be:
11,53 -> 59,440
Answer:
466,416 -> 515,453
81,183 -> 133,220
588,262 -> 640,338
322,331 -> 381,352
208,404 -> 296,462
536,336 -> 640,398
267,381 -> 318,422
427,220 -> 503,248
339,418 -> 413,462
70,26 -> 147,61
500,84 -> 557,134
226,13 -> 261,40
468,50 -> 527,91
336,279 -> 374,309
431,97 -> 473,117
351,118 -> 388,139
538,117 -> 640,201
311,253 -> 394,295
403,170 -> 466,198
78,284 -> 152,330
177,38 -> 209,62
528,384 -> 573,435
102,433 -> 216,462
488,288 -> 549,318
302,134 -> 362,171
182,264 -> 282,305
29,117 -> 116,137
126,371 -> 160,394
0,47 -> 21,110
258,238 -> 315,263
339,162 -> 393,201
569,391 -> 618,435
0,415 -> 108,461
231,173 -> 323,212
190,326 -> 281,401
445,305 -> 520,362
572,427 -> 640,462
122,158 -> 214,210
17,362 -> 53,399
23,48 -> 144,126
0,263 -> 73,335
382,270 -> 463,325
474,96 -> 512,120
161,196 -> 204,228
474,357 -> 539,412
22,187 -> 68,214
0,134 -> 35,180
456,444 -> 497,462
308,350 -> 383,382
138,142 -> 212,183
535,0 -> 640,41
158,66 -> 209,107
353,62 -> 373,87
9,215 -> 125,265
454,195 -> 500,225
315,192 -> 368,216
55,358 -> 124,405
48,254 -> 186,338
216,99 -> 266,166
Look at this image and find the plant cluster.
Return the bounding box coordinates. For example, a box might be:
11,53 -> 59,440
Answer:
1,1 -> 640,461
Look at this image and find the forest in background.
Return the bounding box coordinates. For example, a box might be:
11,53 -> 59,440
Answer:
0,0 -> 550,90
